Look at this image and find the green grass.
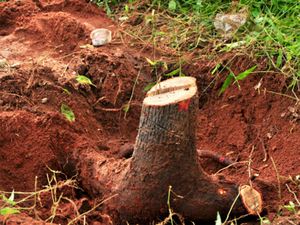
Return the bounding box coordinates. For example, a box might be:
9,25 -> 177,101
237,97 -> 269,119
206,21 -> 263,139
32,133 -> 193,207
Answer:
96,0 -> 300,98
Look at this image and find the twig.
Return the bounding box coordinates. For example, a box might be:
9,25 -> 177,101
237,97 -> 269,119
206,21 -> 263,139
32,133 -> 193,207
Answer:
249,124 -> 268,161
34,176 -> 38,223
95,102 -> 142,112
167,185 -> 174,225
248,146 -> 255,188
270,156 -> 283,213
286,184 -> 300,206
214,161 -> 248,176
92,96 -> 106,106
223,191 -> 241,224
248,146 -> 263,218
124,68 -> 141,119
114,74 -> 123,106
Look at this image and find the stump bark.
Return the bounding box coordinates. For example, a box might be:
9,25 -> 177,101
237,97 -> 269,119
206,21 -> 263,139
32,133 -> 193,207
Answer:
79,77 -> 254,224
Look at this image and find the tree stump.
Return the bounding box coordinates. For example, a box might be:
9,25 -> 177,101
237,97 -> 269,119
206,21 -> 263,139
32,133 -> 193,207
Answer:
78,77 -> 261,224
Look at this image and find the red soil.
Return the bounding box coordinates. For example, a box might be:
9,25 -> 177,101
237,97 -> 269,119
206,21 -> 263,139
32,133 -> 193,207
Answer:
0,0 -> 299,224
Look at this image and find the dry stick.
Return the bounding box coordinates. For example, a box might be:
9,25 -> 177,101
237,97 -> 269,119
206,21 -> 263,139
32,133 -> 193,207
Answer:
61,57 -> 76,78
285,184 -> 300,206
226,213 -> 252,224
114,75 -> 123,106
223,191 -> 241,224
248,146 -> 255,188
264,89 -> 298,101
167,186 -> 174,225
92,96 -> 106,106
214,161 -> 248,176
270,156 -> 283,213
249,124 -> 268,161
124,69 -> 141,119
95,102 -> 142,112
34,176 -> 38,223
67,194 -> 118,225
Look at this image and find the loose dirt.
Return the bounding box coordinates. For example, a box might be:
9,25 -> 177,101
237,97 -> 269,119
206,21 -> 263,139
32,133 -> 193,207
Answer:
1,0 -> 300,224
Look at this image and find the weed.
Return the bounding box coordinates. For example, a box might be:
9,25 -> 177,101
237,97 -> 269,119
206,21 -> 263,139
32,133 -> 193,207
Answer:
76,75 -> 97,87
258,216 -> 271,224
219,65 -> 257,96
284,201 -> 297,215
61,104 -> 75,121
0,190 -> 21,224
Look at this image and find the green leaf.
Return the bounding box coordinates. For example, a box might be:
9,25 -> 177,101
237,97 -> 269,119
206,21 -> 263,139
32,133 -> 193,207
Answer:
124,104 -> 130,112
63,89 -> 70,95
179,72 -> 185,76
61,104 -> 75,122
287,80 -> 296,89
258,217 -> 271,224
104,0 -> 111,15
0,208 -> 20,215
219,72 -> 234,96
76,76 -> 97,87
277,31 -> 283,44
215,212 -> 222,225
146,58 -> 156,66
1,195 -> 16,206
165,68 -> 181,76
168,0 -> 176,11
142,82 -> 157,93
212,63 -> 221,75
175,60 -> 185,66
276,50 -> 282,68
284,201 -> 296,214
163,62 -> 168,70
236,65 -> 257,80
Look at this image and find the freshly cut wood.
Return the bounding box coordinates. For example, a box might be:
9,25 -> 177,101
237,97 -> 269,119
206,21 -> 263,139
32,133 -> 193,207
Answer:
78,77 -> 262,224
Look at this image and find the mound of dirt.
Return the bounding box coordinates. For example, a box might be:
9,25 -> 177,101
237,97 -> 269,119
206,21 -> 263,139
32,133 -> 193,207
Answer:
1,0 -> 300,224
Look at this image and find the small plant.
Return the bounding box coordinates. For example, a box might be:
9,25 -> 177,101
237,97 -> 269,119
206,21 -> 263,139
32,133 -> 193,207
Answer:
75,76 -> 97,87
219,65 -> 257,96
61,104 -> 75,121
63,89 -> 70,95
258,216 -> 271,224
0,190 -> 20,223
284,201 -> 297,215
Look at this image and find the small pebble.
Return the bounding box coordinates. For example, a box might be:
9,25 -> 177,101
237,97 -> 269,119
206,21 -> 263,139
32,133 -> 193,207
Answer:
90,28 -> 112,47
41,98 -> 48,104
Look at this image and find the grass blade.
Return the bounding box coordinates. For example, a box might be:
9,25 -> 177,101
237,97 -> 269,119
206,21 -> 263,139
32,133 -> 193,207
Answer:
219,72 -> 234,96
165,68 -> 181,76
236,65 -> 257,80
142,82 -> 157,93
